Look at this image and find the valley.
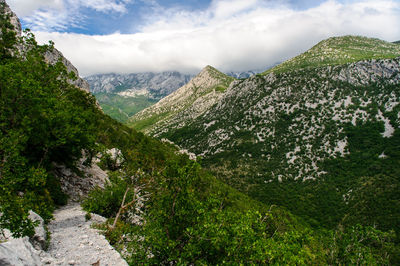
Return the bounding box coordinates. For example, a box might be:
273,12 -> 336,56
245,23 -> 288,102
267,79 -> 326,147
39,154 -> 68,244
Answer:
130,36 -> 400,235
2,0 -> 400,264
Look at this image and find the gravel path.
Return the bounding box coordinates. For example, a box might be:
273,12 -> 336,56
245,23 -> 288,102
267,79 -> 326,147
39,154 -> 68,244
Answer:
40,203 -> 128,266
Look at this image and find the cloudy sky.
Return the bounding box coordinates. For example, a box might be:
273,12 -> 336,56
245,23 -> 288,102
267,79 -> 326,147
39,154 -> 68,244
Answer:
7,0 -> 400,76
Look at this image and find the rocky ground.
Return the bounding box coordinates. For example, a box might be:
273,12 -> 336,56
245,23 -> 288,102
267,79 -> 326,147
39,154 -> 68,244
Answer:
0,149 -> 129,266
40,203 -> 128,266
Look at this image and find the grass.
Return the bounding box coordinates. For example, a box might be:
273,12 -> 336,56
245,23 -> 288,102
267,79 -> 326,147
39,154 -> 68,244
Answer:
94,93 -> 158,123
263,36 -> 400,75
128,112 -> 169,132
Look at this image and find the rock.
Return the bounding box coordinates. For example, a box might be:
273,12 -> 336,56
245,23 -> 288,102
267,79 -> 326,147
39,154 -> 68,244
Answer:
107,148 -> 124,168
0,0 -> 22,36
28,211 -> 47,250
43,48 -> 90,92
0,237 -> 42,266
53,152 -> 109,201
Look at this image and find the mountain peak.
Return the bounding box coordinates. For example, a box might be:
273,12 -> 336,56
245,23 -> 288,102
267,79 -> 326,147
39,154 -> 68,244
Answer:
129,66 -> 235,133
195,65 -> 235,85
264,35 -> 400,74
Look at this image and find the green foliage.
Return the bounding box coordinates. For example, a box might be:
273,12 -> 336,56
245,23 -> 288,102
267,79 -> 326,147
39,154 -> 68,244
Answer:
86,158 -> 325,264
84,212 -> 92,221
82,172 -> 135,218
0,14 -> 99,236
327,225 -> 397,265
263,36 -> 400,74
94,93 -> 157,123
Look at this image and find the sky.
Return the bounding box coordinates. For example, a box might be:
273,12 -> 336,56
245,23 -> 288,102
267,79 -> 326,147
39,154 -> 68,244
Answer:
7,0 -> 400,76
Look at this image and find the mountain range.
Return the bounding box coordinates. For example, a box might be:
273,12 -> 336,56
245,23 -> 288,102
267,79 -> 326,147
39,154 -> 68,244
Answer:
2,0 -> 400,263
85,70 -> 267,122
130,35 -> 400,232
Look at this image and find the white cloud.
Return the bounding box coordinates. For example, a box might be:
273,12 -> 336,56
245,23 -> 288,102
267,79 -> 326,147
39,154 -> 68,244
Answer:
7,0 -> 64,16
8,0 -> 133,31
32,0 -> 400,76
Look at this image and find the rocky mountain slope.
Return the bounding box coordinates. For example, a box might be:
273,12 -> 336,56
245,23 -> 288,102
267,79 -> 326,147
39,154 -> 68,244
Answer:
129,65 -> 235,133
86,70 -> 261,122
2,0 -> 399,263
2,2 -> 344,264
131,36 -> 400,232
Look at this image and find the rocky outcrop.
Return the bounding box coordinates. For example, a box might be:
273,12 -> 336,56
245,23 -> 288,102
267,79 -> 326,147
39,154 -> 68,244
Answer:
0,0 -> 21,36
44,48 -> 90,92
0,211 -> 46,266
129,65 -> 235,134
53,154 -> 109,202
28,211 -> 47,250
336,57 -> 400,85
0,0 -> 89,92
0,237 -> 42,266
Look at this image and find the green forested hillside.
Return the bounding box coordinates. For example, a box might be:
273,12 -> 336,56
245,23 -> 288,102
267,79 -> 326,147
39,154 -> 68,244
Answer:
1,4 -> 398,264
131,36 -> 400,264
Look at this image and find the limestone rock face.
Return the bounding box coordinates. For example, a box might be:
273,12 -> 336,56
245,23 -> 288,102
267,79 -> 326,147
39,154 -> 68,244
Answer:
86,71 -> 193,98
0,237 -> 42,266
53,154 -> 109,202
0,210 -> 45,266
43,48 -> 90,92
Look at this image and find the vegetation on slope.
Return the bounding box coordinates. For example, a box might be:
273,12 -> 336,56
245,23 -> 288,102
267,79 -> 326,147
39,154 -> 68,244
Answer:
131,35 -> 400,264
94,93 -> 157,123
1,7 -> 397,264
263,35 -> 400,74
128,65 -> 235,133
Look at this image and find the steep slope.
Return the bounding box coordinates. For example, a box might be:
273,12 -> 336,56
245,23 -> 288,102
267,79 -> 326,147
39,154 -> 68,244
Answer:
133,36 -> 400,233
128,65 -> 235,133
0,0 -> 89,92
1,2 -> 344,265
3,1 -> 399,262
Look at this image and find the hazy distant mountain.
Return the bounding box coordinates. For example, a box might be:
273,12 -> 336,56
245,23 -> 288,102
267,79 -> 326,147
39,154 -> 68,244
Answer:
130,36 -> 400,231
85,72 -> 194,122
85,72 -> 193,99
86,69 -> 279,122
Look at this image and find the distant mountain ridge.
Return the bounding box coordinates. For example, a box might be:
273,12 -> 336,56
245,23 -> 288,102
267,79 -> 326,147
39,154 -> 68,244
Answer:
86,70 -> 263,122
85,71 -> 194,99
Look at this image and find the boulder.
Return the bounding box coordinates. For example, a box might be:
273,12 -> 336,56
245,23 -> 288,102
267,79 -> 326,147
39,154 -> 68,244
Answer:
0,237 -> 42,266
28,211 -> 47,250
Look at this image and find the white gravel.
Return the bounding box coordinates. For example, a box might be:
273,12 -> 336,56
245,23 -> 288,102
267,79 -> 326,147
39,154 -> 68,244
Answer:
40,203 -> 128,266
